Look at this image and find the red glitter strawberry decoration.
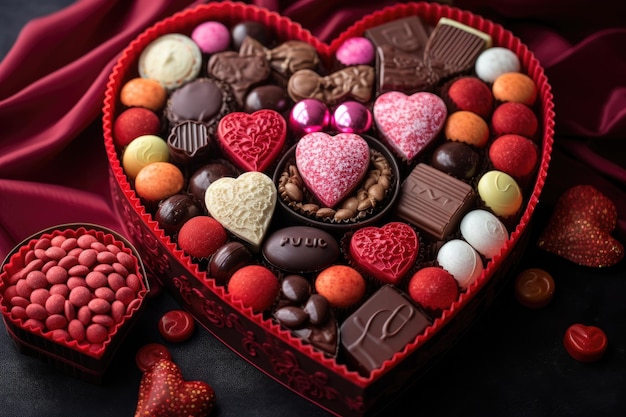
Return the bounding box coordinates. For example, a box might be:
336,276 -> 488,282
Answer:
537,185 -> 624,267
134,359 -> 216,417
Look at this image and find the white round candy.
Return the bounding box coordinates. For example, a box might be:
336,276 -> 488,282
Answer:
436,239 -> 483,290
475,47 -> 521,83
460,209 -> 509,259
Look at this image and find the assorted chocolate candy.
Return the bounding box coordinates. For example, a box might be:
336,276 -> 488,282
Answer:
111,12 -> 544,376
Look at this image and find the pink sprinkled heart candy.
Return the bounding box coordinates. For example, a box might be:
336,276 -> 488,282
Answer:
373,91 -> 447,161
295,132 -> 370,208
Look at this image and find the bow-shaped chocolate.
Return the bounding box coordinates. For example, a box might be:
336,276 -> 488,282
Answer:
239,36 -> 320,78
288,65 -> 374,105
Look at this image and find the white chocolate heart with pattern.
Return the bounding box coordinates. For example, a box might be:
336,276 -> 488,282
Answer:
205,171 -> 277,250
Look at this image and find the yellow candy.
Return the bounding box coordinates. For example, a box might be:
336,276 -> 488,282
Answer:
477,170 -> 523,217
122,134 -> 169,180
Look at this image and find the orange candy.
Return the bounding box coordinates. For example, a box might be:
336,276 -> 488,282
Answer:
315,265 -> 365,309
134,162 -> 184,202
120,77 -> 167,111
444,110 -> 490,147
492,72 -> 537,106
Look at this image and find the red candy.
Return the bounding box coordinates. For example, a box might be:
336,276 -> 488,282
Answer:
446,76 -> 493,119
408,267 -> 459,313
177,216 -> 228,259
113,107 -> 161,148
491,102 -> 538,139
228,265 -> 279,312
1,229 -> 145,353
563,324 -> 608,362
488,134 -> 538,179
158,310 -> 196,343
136,343 -> 172,372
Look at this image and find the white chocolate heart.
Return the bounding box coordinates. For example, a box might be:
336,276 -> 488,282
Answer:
205,171 -> 277,250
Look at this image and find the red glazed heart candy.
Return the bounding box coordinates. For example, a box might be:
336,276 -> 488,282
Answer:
217,109 -> 286,172
537,185 -> 624,267
135,359 -> 216,417
373,91 -> 447,162
296,132 -> 370,208
563,324 -> 608,362
349,222 -> 419,285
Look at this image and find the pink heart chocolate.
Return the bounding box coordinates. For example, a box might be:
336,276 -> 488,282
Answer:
295,132 -> 370,208
217,109 -> 286,172
349,222 -> 419,285
373,91 -> 447,161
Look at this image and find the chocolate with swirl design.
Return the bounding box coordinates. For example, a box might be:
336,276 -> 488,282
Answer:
340,285 -> 431,375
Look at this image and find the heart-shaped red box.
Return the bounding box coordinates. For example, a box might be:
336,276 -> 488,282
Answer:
0,224 -> 149,383
102,2 -> 554,415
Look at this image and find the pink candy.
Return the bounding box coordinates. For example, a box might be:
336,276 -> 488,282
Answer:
373,91 -> 447,161
191,21 -> 231,54
1,230 -> 145,349
335,36 -> 375,66
295,132 -> 370,208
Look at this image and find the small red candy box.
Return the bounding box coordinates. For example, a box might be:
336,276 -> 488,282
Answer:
102,2 -> 554,415
0,224 -> 149,383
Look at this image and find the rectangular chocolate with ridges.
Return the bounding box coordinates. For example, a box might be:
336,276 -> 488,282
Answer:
394,163 -> 475,240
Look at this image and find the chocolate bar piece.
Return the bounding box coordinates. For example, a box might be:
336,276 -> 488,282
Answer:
365,16 -> 433,94
395,163 -> 475,241
424,17 -> 492,79
340,285 -> 432,375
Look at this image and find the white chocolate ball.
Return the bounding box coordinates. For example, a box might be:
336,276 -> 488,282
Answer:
460,209 -> 509,259
475,47 -> 521,83
436,239 -> 483,289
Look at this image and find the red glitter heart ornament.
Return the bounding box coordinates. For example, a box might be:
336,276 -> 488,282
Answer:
217,109 -> 286,172
134,359 -> 216,417
537,185 -> 624,267
349,222 -> 419,285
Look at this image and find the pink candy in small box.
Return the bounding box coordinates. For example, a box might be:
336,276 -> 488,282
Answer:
0,223 -> 149,383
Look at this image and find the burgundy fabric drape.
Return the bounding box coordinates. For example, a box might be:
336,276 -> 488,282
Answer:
1,0 -> 625,260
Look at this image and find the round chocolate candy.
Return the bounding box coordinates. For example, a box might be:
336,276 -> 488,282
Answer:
459,209 -> 509,259
208,242 -> 253,284
155,193 -> 203,237
514,268 -> 555,308
158,309 -> 195,343
231,20 -> 271,50
431,141 -> 480,180
281,275 -> 311,304
188,161 -> 238,204
244,85 -> 291,114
